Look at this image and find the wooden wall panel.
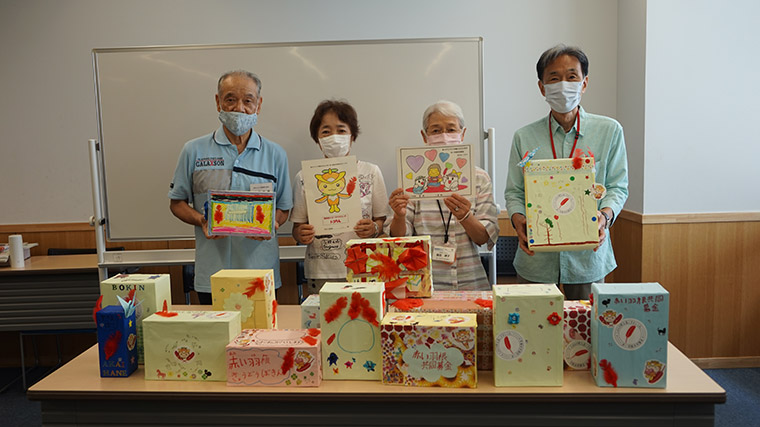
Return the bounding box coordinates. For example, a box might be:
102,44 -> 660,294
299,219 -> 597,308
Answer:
607,216 -> 643,283
641,221 -> 760,358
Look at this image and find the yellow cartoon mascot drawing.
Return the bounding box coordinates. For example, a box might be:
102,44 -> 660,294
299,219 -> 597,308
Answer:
314,168 -> 356,213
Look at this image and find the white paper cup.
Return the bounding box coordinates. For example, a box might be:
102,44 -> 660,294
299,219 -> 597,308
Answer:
9,234 -> 24,268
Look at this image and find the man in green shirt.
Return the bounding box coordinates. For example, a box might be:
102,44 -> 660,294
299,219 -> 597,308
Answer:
505,44 -> 629,299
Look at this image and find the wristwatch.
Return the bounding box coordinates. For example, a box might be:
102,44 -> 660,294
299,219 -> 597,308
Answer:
600,210 -> 612,229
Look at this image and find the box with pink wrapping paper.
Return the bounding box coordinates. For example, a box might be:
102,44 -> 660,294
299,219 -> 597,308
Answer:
226,329 -> 321,387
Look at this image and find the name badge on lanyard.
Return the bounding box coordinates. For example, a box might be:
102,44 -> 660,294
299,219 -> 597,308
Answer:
432,243 -> 456,264
432,200 -> 456,264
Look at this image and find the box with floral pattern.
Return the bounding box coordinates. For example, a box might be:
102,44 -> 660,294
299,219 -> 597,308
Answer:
389,291 -> 493,370
211,269 -> 277,330
381,312 -> 477,388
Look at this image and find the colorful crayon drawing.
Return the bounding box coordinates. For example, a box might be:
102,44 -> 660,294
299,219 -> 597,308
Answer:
301,156 -> 361,235
206,190 -> 275,237
314,168 -> 355,213
397,145 -> 473,200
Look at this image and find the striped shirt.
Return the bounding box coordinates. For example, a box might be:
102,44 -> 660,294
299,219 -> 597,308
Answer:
398,166 -> 499,291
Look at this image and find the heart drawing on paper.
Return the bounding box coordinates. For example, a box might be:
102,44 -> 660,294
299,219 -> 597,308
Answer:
456,158 -> 467,168
461,176 -> 468,183
424,149 -> 437,161
406,155 -> 425,173
445,162 -> 453,169
405,172 -> 413,179
439,152 -> 450,162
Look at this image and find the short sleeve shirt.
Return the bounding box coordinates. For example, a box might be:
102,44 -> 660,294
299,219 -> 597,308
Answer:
168,126 -> 292,292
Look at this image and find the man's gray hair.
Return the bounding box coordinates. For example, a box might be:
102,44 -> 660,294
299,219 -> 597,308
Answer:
422,100 -> 465,131
536,44 -> 589,81
217,70 -> 262,97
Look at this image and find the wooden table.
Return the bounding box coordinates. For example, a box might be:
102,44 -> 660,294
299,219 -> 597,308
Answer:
28,306 -> 725,426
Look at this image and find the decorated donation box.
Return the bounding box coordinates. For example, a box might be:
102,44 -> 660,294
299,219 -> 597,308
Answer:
226,329 -> 322,387
96,304 -> 138,378
389,291 -> 493,370
493,284 -> 564,386
206,190 -> 275,237
591,283 -> 669,388
100,273 -> 172,364
345,236 -> 433,298
211,269 -> 277,330
522,153 -> 604,252
301,294 -> 320,329
563,300 -> 592,370
319,282 -> 384,380
381,312 -> 477,388
143,310 -> 241,382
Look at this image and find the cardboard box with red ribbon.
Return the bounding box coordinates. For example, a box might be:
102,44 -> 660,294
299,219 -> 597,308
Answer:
345,236 -> 433,299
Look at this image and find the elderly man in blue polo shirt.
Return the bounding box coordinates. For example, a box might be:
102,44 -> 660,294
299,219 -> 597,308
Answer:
505,45 -> 629,300
168,70 -> 292,304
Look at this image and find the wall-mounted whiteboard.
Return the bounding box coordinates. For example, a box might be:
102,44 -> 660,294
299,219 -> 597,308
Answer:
93,38 -> 483,240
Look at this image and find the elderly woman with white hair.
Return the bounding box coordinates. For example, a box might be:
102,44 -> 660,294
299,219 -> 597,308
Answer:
388,100 -> 500,290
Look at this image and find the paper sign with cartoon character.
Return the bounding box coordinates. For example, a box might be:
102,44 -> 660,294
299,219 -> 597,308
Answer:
397,145 -> 473,200
301,156 -> 362,235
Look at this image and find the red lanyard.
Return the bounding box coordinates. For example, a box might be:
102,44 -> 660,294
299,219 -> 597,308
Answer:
549,112 -> 581,159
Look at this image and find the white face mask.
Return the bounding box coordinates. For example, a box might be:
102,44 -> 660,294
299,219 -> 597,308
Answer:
318,134 -> 352,158
426,131 -> 463,146
218,110 -> 258,136
544,81 -> 584,113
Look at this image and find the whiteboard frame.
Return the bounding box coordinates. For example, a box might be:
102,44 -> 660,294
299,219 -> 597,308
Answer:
92,37 -> 485,241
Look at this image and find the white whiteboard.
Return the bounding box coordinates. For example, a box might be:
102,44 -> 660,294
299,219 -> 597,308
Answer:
93,38 -> 483,240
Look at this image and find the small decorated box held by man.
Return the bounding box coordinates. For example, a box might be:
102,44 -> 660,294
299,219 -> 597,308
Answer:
300,294 -> 320,329
99,273 -> 172,364
96,305 -> 138,377
206,190 -> 275,237
522,153 -> 603,252
381,312 -> 477,387
345,236 -> 433,298
211,269 -> 277,330
143,310 -> 241,382
563,300 -> 592,370
389,291 -> 493,370
493,284 -> 564,386
319,282 -> 384,380
226,329 -> 322,387
590,282 -> 669,388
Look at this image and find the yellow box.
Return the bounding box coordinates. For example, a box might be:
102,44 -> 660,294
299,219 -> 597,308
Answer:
211,269 -> 277,330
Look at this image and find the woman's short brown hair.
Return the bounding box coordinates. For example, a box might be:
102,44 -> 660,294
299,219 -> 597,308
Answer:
309,100 -> 360,143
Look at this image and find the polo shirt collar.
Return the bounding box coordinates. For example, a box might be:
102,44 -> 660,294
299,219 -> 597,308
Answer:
212,125 -> 262,151
549,106 -> 585,137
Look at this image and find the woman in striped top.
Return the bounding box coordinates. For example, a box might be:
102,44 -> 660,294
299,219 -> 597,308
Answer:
388,100 -> 499,290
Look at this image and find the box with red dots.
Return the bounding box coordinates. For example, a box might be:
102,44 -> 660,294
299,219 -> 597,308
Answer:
522,156 -> 601,252
563,300 -> 592,370
493,284 -> 564,386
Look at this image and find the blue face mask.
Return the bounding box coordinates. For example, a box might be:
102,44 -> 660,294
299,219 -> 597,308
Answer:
218,110 -> 258,136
